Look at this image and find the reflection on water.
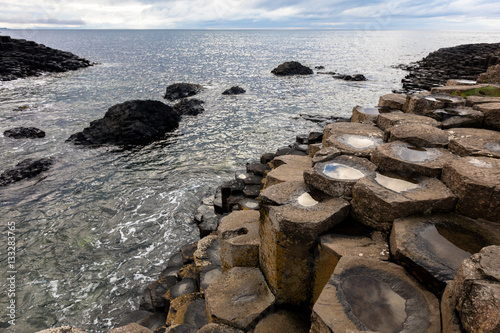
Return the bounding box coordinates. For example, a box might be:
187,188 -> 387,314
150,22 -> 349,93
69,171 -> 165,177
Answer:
419,225 -> 472,271
323,163 -> 365,180
340,135 -> 383,149
342,275 -> 407,333
375,173 -> 420,193
394,145 -> 439,163
297,192 -> 319,207
360,107 -> 380,115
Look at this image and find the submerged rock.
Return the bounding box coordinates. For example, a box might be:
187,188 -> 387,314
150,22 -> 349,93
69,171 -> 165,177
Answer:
271,61 -> 313,76
173,98 -> 205,116
164,83 -> 203,101
67,100 -> 180,146
222,86 -> 246,95
0,157 -> 54,186
333,73 -> 367,81
4,127 -> 45,139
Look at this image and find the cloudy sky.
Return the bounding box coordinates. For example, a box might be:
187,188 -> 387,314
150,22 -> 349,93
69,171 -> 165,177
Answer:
1,0 -> 499,30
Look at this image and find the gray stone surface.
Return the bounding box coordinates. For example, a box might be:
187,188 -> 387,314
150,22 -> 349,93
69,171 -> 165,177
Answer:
447,127 -> 500,159
376,112 -> 440,133
312,147 -> 341,164
371,141 -> 456,178
390,214 -> 500,294
304,155 -> 377,198
451,246 -> 500,333
205,267 -> 275,330
441,156 -> 500,222
351,172 -> 456,232
310,257 -> 440,333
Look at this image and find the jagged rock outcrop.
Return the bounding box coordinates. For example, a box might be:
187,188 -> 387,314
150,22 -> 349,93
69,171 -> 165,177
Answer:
222,86 -> 246,95
271,61 -> 313,76
164,83 -> 203,101
4,127 -> 45,139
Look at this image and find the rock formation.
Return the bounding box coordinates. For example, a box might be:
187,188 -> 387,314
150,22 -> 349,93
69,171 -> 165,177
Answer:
271,61 -> 313,76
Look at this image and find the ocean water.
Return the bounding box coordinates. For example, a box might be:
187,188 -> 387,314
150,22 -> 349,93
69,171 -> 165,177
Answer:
1,29 -> 500,332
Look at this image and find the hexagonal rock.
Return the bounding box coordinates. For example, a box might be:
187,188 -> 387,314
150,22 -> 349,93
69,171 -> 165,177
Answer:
271,155 -> 312,169
259,181 -> 350,306
310,257 -> 440,333
388,123 -> 449,148
434,107 -> 484,129
254,310 -> 310,333
390,214 -> 500,294
163,278 -> 198,304
371,141 -> 456,178
304,155 -> 377,198
313,232 -> 389,305
442,156 -> 500,222
322,122 -> 384,157
166,292 -> 208,329
403,94 -> 446,116
451,246 -> 500,333
376,112 -> 440,134
447,127 -> 500,159
351,171 -> 457,232
378,93 -> 407,110
195,235 -> 222,292
465,95 -> 500,107
473,102 -> 500,130
218,210 -> 260,271
312,147 -> 341,165
264,156 -> 312,189
197,323 -> 244,333
205,267 -> 275,331
350,106 -> 397,124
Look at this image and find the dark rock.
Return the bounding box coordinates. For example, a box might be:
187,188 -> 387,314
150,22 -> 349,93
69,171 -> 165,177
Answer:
173,99 -> 204,116
222,86 -> 246,95
333,73 -> 367,81
275,147 -> 306,157
117,311 -> 166,332
4,127 -> 45,139
308,132 -> 323,144
271,61 -> 313,76
0,157 -> 54,186
67,100 -> 180,146
260,153 -> 275,165
181,243 -> 198,264
243,174 -> 263,186
315,66 -> 325,70
164,83 -> 202,101
246,162 -> 269,177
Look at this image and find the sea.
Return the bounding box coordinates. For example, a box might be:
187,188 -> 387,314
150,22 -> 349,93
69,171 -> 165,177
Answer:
1,29 -> 500,332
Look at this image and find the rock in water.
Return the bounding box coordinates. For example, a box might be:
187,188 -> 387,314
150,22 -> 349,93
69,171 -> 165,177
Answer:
173,98 -> 205,116
0,157 -> 54,186
222,86 -> 246,95
4,127 -> 46,139
67,100 -> 180,146
164,83 -> 203,101
271,61 -> 313,76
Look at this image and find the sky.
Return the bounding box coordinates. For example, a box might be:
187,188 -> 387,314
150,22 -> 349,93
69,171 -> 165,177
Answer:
0,0 -> 500,30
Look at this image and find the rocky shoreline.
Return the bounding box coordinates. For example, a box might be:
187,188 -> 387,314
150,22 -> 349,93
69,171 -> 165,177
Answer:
0,35 -> 93,81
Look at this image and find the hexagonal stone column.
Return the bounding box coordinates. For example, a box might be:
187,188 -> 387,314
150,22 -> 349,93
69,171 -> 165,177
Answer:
376,112 -> 440,134
195,235 -> 222,292
351,171 -> 456,232
447,127 -> 500,159
431,106 -> 484,129
303,155 -> 377,197
442,156 -> 500,221
310,257 -> 440,333
259,180 -> 350,307
264,156 -> 312,188
378,93 -> 407,110
450,246 -> 500,333
390,214 -> 500,294
473,102 -> 500,130
350,106 -> 398,124
205,267 -> 275,331
387,123 -> 449,148
371,141 -> 456,178
322,122 -> 384,157
312,232 -> 389,305
218,210 -> 260,271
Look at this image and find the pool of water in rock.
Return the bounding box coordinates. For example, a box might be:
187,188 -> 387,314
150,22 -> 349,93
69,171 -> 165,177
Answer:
339,135 -> 383,149
394,145 -> 439,163
297,192 -> 319,207
323,163 -> 365,180
341,275 -> 407,333
374,173 -> 420,193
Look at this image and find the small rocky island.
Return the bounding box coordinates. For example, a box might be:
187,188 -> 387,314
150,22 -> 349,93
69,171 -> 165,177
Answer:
0,35 -> 93,81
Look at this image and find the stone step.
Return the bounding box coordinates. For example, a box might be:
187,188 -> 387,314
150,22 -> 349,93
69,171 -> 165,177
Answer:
390,214 -> 500,294
264,155 -> 312,188
218,210 -> 260,271
473,102 -> 500,130
205,267 -> 275,331
442,156 -> 500,222
322,122 -> 384,157
435,106 -> 484,129
194,235 -> 222,293
376,112 -> 440,135
258,180 -> 350,307
447,127 -> 500,158
387,123 -> 449,148
378,93 -> 407,110
310,257 -> 440,333
351,171 -> 457,232
350,105 -> 399,124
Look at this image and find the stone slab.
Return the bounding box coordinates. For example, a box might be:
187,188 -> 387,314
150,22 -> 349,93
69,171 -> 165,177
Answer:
378,93 -> 407,110
376,112 -> 440,133
447,127 -> 500,159
322,122 -> 384,157
473,102 -> 500,130
388,123 -> 449,148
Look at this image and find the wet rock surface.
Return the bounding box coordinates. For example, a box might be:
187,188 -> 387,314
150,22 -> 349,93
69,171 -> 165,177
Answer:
67,100 -> 180,146
0,157 -> 54,187
390,214 -> 500,294
164,83 -> 203,101
451,246 -> 500,333
311,257 -> 440,333
350,105 -> 397,124
205,267 -> 275,330
0,35 -> 93,81
271,61 -> 313,76
3,126 -> 46,139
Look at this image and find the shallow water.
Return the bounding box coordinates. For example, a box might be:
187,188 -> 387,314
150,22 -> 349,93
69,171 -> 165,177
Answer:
2,29 -> 500,332
323,163 -> 365,180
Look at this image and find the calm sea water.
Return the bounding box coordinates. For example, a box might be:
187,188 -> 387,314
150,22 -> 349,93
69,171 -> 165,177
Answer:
1,29 -> 500,332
